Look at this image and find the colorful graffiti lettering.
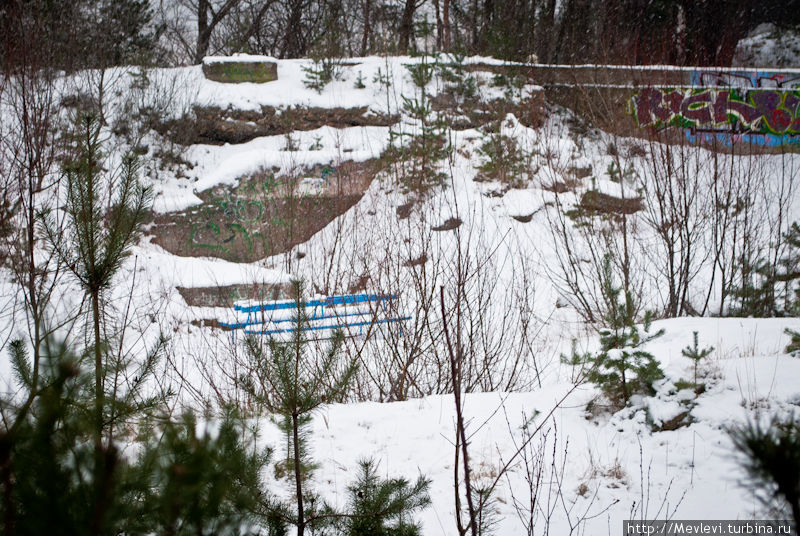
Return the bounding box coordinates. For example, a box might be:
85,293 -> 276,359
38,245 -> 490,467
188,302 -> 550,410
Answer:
689,70 -> 800,89
631,87 -> 800,146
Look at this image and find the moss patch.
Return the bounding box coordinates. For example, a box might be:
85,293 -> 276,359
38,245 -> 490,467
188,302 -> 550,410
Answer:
202,60 -> 278,83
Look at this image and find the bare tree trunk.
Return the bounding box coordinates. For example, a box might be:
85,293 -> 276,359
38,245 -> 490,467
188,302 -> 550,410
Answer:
1,440 -> 13,536
434,0 -> 443,50
196,0 -> 210,63
2,0 -> 62,435
292,410 -> 305,536
398,0 -> 417,53
281,0 -> 305,58
89,287 -> 107,536
92,290 -> 103,447
361,0 -> 371,55
443,0 -> 451,50
440,286 -> 478,536
538,0 -> 556,62
195,0 -> 242,63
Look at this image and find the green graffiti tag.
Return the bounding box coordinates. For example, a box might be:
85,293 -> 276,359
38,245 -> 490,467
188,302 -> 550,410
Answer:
186,166 -> 336,259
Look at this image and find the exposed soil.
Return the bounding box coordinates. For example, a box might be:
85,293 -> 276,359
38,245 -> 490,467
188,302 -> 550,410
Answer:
396,202 -> 414,219
403,254 -> 428,267
430,91 -> 546,131
347,273 -> 370,293
568,165 -> 593,179
432,217 -> 463,231
579,190 -> 643,215
658,410 -> 693,431
155,105 -> 399,146
542,178 -> 580,193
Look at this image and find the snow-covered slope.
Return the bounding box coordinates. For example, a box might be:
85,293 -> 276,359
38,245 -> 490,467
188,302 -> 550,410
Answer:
2,55 -> 799,533
734,23 -> 800,68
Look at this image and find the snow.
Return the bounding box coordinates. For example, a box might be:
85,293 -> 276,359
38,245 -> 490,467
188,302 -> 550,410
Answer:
186,125 -> 390,196
734,24 -> 800,69
203,54 -> 278,64
277,321 -> 800,534
138,240 -> 289,288
499,188 -> 541,218
2,52 -> 800,533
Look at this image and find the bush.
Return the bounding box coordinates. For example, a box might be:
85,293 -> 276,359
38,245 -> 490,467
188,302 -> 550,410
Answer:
729,221 -> 800,317
240,280 -> 359,536
302,57 -> 343,93
139,409 -> 285,536
0,338 -> 285,536
786,328 -> 800,356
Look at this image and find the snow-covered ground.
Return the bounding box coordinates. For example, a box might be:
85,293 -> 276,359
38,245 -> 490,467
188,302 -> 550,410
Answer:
2,54 -> 799,533
734,23 -> 800,68
230,317 -> 800,535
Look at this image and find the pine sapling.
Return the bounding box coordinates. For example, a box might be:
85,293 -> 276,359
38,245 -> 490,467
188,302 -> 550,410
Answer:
563,257 -> 664,407
681,331 -> 713,390
785,328 -> 800,356
343,458 -> 431,536
240,280 -> 358,536
354,70 -> 366,89
728,416 -> 800,534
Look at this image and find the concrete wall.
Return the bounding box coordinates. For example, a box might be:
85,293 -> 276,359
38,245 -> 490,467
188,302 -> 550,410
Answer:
472,63 -> 800,149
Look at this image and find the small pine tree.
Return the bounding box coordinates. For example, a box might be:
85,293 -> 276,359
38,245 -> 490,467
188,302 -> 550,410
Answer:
471,485 -> 498,536
729,221 -> 800,317
240,280 -> 358,536
342,458 -> 431,536
564,257 -> 664,407
728,416 -> 800,534
681,331 -> 714,389
436,53 -> 477,102
476,133 -> 526,186
381,49 -> 450,193
139,409 -> 286,536
0,337 -> 159,536
785,328 -> 800,356
1,335 -> 285,535
45,113 -> 152,452
302,57 -> 343,93
729,255 -> 778,317
782,222 -> 800,315
354,71 -> 366,89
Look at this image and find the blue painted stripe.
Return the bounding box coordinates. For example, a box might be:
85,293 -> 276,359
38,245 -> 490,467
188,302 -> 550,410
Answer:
220,309 -> 378,329
234,293 -> 399,314
243,316 -> 412,335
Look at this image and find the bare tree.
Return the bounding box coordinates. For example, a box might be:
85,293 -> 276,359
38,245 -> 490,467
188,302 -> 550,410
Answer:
0,0 -> 69,432
398,0 -> 425,53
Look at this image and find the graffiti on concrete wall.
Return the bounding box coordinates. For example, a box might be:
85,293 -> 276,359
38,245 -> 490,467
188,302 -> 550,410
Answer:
188,167 -> 337,257
627,68 -> 800,147
631,87 -> 800,147
689,70 -> 800,89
